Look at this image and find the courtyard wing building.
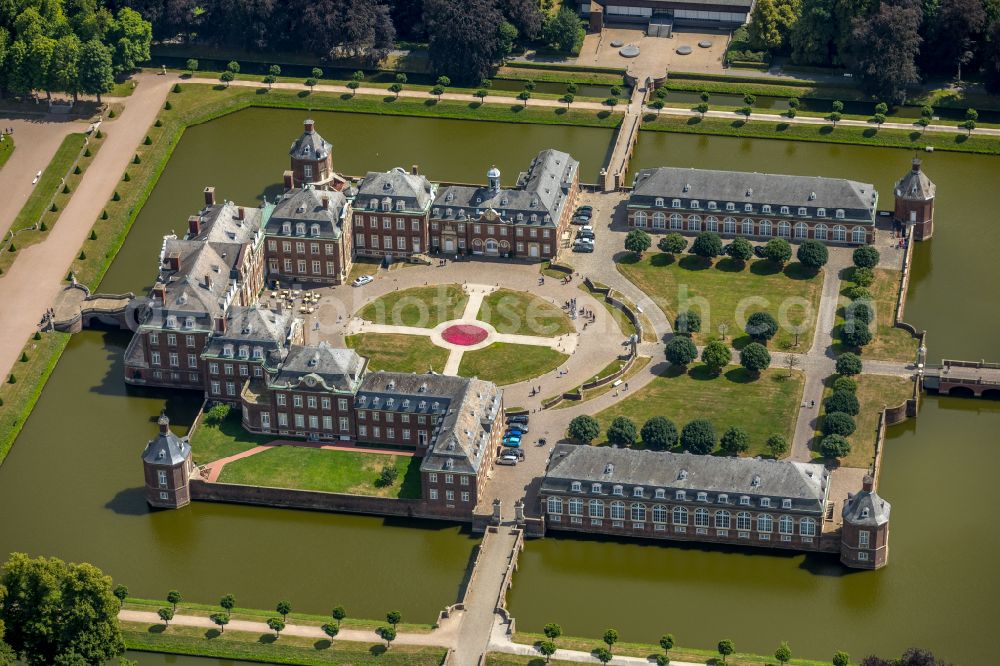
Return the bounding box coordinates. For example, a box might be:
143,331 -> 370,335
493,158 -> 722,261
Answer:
627,166 -> 878,245
353,167 -> 436,260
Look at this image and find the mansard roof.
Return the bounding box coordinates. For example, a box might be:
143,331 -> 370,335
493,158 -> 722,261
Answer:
894,158 -> 935,201
289,119 -> 331,162
273,342 -> 366,393
266,187 -> 348,239
141,414 -> 191,467
843,488 -> 891,526
356,168 -> 435,212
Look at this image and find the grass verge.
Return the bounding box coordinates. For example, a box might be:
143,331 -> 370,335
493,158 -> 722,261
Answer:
123,622 -> 446,665
216,445 -> 422,499
832,267 -> 917,363
345,333 -> 450,374
641,114 -> 1000,155
591,365 -> 805,456
0,134 -> 13,169
458,343 -> 568,386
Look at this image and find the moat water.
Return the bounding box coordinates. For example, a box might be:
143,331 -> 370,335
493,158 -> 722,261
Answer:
0,110 -> 998,662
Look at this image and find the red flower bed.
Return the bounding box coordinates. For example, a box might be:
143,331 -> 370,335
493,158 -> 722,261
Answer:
441,324 -> 489,346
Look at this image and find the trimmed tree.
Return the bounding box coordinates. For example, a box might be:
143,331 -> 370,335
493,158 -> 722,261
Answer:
386,610 -> 402,628
185,58 -> 198,75
568,415 -> 600,444
675,310 -> 701,336
696,102 -> 709,117
210,612 -> 229,633
835,353 -> 863,376
852,267 -> 875,287
659,634 -> 675,656
657,232 -> 687,257
607,417 -> 638,447
322,623 -> 339,640
822,412 -> 856,437
832,376 -> 858,394
594,647 -> 613,664
665,336 -> 698,367
276,601 -> 291,621
268,617 -> 285,639
820,434 -> 851,459
739,342 -> 771,375
167,590 -> 181,612
691,231 -> 723,259
347,81 -> 359,95
701,340 -> 731,375
379,626 -> 397,648
603,629 -> 619,649
539,640 -> 557,662
841,321 -> 873,348
833,651 -> 851,666
113,584 -> 128,608
158,608 -> 173,626
332,606 -> 347,627
220,594 -> 236,617
764,238 -> 792,265
797,240 -> 829,271
719,426 -> 750,456
625,229 -> 652,258
543,623 -> 562,641
728,237 -> 753,265
641,416 -> 678,450
681,419 -> 716,455
766,434 -> 789,458
745,312 -> 778,342
825,390 -> 860,415
775,641 -> 792,665
852,245 -> 880,268
718,639 -> 735,663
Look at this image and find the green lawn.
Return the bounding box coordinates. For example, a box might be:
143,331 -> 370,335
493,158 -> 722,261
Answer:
357,284 -> 468,328
592,364 -> 805,456
833,267 -> 918,363
345,333 -> 449,373
124,622 -> 446,666
189,412 -> 274,464
217,445 -> 422,498
458,343 -> 568,386
618,253 -> 822,350
0,134 -> 13,169
477,288 -> 572,337
813,374 -> 913,468
9,133 -> 86,235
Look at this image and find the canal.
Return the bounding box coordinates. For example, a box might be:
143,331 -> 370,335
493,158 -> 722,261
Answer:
507,131 -> 1000,663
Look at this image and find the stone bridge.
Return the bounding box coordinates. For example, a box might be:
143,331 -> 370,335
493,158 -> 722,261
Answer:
922,359 -> 1000,398
50,282 -> 139,333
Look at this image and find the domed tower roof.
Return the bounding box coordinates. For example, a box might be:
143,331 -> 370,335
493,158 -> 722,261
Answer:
842,475 -> 891,527
141,412 -> 191,466
289,119 -> 331,162
894,158 -> 935,202
486,165 -> 501,179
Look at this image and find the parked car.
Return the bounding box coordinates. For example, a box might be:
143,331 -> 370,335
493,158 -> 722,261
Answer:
352,274 -> 374,287
502,447 -> 525,460
503,433 -> 522,445
506,415 -> 529,425
577,231 -> 595,241
579,224 -> 594,233
574,205 -> 593,217
497,455 -> 518,466
753,245 -> 767,258
503,438 -> 522,448
721,243 -> 732,256
572,242 -> 594,253
507,424 -> 528,434
571,215 -> 590,225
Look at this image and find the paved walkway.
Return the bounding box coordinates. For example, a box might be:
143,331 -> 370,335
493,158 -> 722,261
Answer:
0,71 -> 173,386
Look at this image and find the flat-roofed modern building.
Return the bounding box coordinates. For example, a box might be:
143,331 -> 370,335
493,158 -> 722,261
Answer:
581,0 -> 752,32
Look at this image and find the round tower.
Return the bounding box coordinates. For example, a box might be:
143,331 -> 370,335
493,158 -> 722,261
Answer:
141,411 -> 194,509
893,157 -> 936,241
487,165 -> 501,194
840,475 -> 891,569
289,119 -> 334,188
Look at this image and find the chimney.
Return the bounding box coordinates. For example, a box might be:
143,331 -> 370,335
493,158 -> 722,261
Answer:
862,475 -> 874,492
304,118 -> 315,134
214,316 -> 226,334
283,170 -> 294,190
204,186 -> 216,207
204,274 -> 213,290
187,215 -> 201,236
152,283 -> 166,303
237,206 -> 245,220
322,196 -> 330,210
911,157 -> 921,172
158,411 -> 170,435
166,253 -> 180,271
411,164 -> 419,176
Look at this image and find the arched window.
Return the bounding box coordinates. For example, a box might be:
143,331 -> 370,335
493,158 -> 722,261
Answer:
282,221 -> 291,234
817,208 -> 826,217
757,513 -> 773,533
589,500 -> 605,518
723,217 -> 737,234
780,206 -> 790,215
610,501 -> 625,520
672,506 -> 688,525
852,226 -> 867,244
800,517 -> 817,536
715,510 -> 731,529
736,511 -> 751,531
238,345 -> 249,359
814,224 -> 829,240
833,225 -> 847,242
652,505 -> 668,523
652,212 -> 666,229
568,498 -> 584,516
791,222 -> 805,239
687,215 -> 702,231
295,222 -> 306,236
762,204 -> 772,214
671,198 -> 681,208
758,219 -> 772,237
547,497 -> 563,514
369,198 -> 379,210
779,515 -> 794,534
690,200 -> 700,209
633,211 -> 647,228
835,209 -> 845,219
395,200 -> 405,211
310,223 -> 320,237
741,218 -> 754,235
655,197 -> 665,207
694,508 -> 709,527
381,197 -> 392,211
669,213 -> 683,230
631,503 -> 646,522
706,216 -> 719,232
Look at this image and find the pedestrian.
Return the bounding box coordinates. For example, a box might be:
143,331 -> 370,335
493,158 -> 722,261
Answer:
625,383 -> 629,391
810,399 -> 815,408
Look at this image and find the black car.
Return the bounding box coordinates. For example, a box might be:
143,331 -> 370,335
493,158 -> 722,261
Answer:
502,447 -> 525,460
753,245 -> 767,258
507,415 -> 529,425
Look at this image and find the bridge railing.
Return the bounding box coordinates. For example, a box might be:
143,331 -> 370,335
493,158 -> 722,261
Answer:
942,359 -> 1000,370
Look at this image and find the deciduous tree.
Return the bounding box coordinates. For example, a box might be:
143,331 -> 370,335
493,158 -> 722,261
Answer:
836,352 -> 863,376
718,639 -> 735,663
657,232 -> 687,256
666,336 -> 698,367
764,238 -> 792,265
848,0 -> 923,104
701,340 -> 731,374
681,419 -> 716,454
740,342 -> 772,374
745,312 -> 779,342
767,434 -> 789,457
276,601 -> 291,621
675,310 -> 701,335
568,415 -> 600,444
720,426 -> 751,455
820,434 -> 851,458
625,229 -> 652,257
797,239 -> 829,270
607,417 -> 638,447
641,417 -> 678,450
691,231 -> 723,259
822,412 -> 857,436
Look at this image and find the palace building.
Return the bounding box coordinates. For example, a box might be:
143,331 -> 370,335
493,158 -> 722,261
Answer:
540,444 -> 891,568
353,167 -> 436,260
627,166 -> 879,245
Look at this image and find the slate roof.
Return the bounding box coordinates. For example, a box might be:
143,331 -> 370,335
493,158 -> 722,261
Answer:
148,240 -> 237,326
272,342 -> 366,393
894,158 -> 935,201
266,187 -> 348,240
202,306 -> 298,368
843,487 -> 891,526
289,119 -> 331,162
629,166 -> 877,223
356,168 -> 435,213
189,201 -> 267,245
431,149 -> 579,227
543,444 -> 829,513
141,414 -> 191,466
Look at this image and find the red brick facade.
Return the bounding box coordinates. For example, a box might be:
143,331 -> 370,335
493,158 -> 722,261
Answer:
627,210 -> 875,245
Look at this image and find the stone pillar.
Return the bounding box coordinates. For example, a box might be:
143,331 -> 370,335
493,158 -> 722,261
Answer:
492,498 -> 503,525
514,499 -> 525,525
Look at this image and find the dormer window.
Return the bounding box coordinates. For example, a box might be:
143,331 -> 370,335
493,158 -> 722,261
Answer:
675,490 -> 686,501
726,202 -> 736,211
762,204 -> 772,214
682,183 -> 690,192
252,346 -> 263,359
761,497 -> 771,508
571,481 -> 582,492
655,197 -> 665,207
501,197 -> 508,206
295,222 -> 306,236
782,498 -> 792,509
310,223 -> 320,237
591,483 -> 602,493
381,198 -> 391,211
633,487 -> 644,497
697,492 -> 708,502
835,209 -> 845,219
797,207 -> 807,216
860,507 -> 870,519
238,345 -> 249,359
183,316 -> 194,329
744,203 -> 753,212
671,198 -> 681,208
530,214 -> 537,223
740,496 -> 750,505
690,200 -> 700,209
817,208 -> 826,217
718,494 -> 728,504
282,221 -> 291,234
432,207 -> 440,217
446,208 -> 453,218
780,206 -> 790,215
370,198 -> 379,210
751,475 -> 761,488
445,191 -> 454,202
395,200 -> 404,211
223,344 -> 234,358
708,201 -> 717,210
612,485 -> 623,496
654,489 -> 665,499
516,213 -> 524,222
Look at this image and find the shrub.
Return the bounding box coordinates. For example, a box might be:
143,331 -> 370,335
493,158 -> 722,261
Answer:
172,83 -> 181,93
73,165 -> 81,174
641,416 -> 678,450
832,376 -> 857,394
691,231 -> 723,258
123,172 -> 131,181
20,352 -> 28,362
33,331 -> 41,340
846,300 -> 874,325
764,238 -> 792,265
78,251 -> 86,260
844,285 -> 871,301
797,240 -> 828,270
681,419 -> 716,454
144,135 -> 152,145
822,412 -> 856,436
101,210 -> 108,220
8,243 -> 15,252
112,191 -> 120,201
154,118 -> 163,127
204,403 -> 231,425
607,416 -> 638,446
89,230 -> 97,240
825,390 -> 860,415
376,465 -> 399,487
133,154 -> 141,164
745,312 -> 778,342
853,245 -> 880,268
766,434 -> 789,457
675,310 -> 701,335
728,237 -> 753,264
83,148 -> 91,157
7,374 -> 15,384
95,130 -> 103,139
568,415 -> 600,443
719,426 -> 750,455
665,336 -> 698,366
820,434 -> 851,459
701,340 -> 731,374
50,202 -> 58,212
657,232 -> 687,255
164,101 -> 172,110
39,222 -> 47,231
852,267 -> 875,287
62,184 -> 70,193
739,342 -> 771,374
836,352 -> 863,376
841,320 -> 873,348
107,109 -> 116,118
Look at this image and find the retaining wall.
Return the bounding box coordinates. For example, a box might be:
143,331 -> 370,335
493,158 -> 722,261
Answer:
870,376 -> 920,486
892,233 -> 926,364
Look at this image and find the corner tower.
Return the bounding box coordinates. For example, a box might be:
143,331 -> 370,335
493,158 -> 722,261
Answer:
287,119 -> 345,190
840,475 -> 891,569
141,412 -> 194,509
893,157 -> 936,240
